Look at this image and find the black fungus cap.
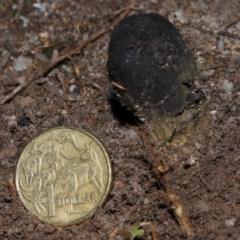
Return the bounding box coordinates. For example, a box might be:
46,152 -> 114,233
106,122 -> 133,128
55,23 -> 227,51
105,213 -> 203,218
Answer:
108,13 -> 198,118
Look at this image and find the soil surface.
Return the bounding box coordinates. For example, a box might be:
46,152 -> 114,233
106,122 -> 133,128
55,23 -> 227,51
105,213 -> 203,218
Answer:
1,0 -> 240,239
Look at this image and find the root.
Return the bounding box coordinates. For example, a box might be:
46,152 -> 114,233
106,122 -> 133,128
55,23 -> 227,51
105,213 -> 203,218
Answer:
132,127 -> 194,237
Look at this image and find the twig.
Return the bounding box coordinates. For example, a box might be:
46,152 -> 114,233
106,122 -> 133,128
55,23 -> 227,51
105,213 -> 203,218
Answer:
112,81 -> 127,91
8,179 -> 16,192
210,15 -> 240,40
150,227 -> 157,240
198,169 -> 212,192
220,16 -> 240,32
108,185 -> 148,239
70,59 -> 86,94
202,29 -> 240,39
62,96 -> 100,102
90,82 -> 104,93
114,186 -> 146,233
218,30 -> 240,39
97,6 -> 143,20
56,69 -> 67,99
109,227 -> 120,240
0,0 -> 137,105
73,10 -> 86,37
202,64 -> 226,70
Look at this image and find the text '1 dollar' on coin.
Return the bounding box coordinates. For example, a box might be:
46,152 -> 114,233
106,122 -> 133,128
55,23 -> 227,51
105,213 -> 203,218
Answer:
15,127 -> 112,225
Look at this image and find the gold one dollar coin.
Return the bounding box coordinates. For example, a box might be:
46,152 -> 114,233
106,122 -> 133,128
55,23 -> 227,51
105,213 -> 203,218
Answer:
16,127 -> 112,225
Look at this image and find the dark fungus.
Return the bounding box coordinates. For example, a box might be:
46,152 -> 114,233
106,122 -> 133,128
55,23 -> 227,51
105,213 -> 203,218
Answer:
108,13 -> 199,119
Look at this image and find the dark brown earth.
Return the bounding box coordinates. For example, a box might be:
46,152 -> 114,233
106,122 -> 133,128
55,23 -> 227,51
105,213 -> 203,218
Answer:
1,0 -> 240,239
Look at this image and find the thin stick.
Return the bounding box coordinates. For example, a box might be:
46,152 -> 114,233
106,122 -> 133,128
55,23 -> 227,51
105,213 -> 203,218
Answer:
111,81 -> 127,91
220,16 -> 240,31
73,10 -> 86,37
56,69 -> 67,99
109,227 -> 120,240
210,15 -> 240,40
97,6 -> 143,20
0,0 -> 136,105
70,59 -> 86,94
119,190 -> 145,229
150,227 -> 157,240
198,169 -> 212,192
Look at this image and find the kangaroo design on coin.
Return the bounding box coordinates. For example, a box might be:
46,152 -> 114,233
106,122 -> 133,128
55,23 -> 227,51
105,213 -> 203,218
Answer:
16,127 -> 112,225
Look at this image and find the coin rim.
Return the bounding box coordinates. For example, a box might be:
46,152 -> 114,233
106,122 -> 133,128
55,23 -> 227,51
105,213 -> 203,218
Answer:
15,126 -> 112,226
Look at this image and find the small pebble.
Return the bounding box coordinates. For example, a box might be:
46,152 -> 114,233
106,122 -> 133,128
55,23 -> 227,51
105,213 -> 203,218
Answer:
1,159 -> 7,166
69,84 -> 76,92
143,198 -> 149,204
8,115 -> 17,126
58,89 -> 63,96
225,218 -> 236,226
42,120 -> 51,128
17,76 -> 26,84
13,56 -> 33,72
61,109 -> 67,115
218,41 -> 224,50
220,80 -> 233,94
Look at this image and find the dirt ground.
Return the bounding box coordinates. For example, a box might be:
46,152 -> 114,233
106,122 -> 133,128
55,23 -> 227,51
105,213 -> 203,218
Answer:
1,0 -> 240,239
